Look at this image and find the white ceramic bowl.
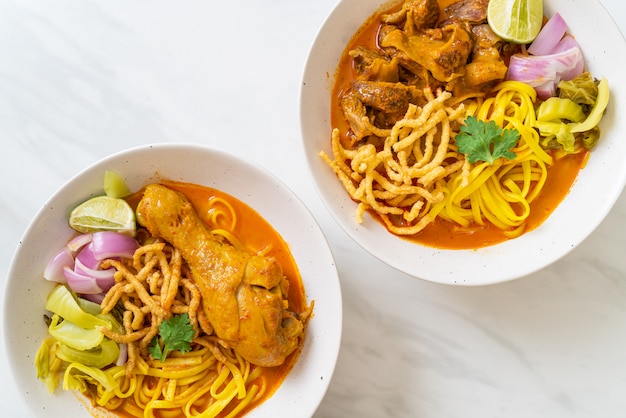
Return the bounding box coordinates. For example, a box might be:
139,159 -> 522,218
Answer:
3,143 -> 342,417
300,0 -> 626,285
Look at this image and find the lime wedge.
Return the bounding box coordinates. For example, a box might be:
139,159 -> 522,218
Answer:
69,195 -> 136,236
487,0 -> 544,44
103,170 -> 131,198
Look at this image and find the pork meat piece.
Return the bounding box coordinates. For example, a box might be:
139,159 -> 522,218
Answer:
352,80 -> 415,114
382,23 -> 472,83
340,89 -> 374,145
349,46 -> 400,82
462,24 -> 507,86
383,0 -> 440,30
443,0 -> 489,24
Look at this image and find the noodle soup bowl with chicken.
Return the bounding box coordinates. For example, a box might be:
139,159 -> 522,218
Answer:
300,0 -> 626,285
3,143 -> 342,417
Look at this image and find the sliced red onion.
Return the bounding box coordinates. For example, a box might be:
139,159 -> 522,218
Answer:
552,35 -> 579,53
560,57 -> 584,83
508,54 -> 556,87
74,257 -> 116,292
508,13 -> 585,100
553,36 -> 584,80
75,244 -> 102,270
44,247 -> 74,283
66,233 -> 93,254
507,46 -> 584,100
46,231 -> 135,294
74,258 -> 115,279
534,81 -> 557,102
90,231 -> 139,260
74,257 -> 115,280
63,266 -> 104,294
116,343 -> 128,366
527,13 -> 568,56
96,276 -> 116,292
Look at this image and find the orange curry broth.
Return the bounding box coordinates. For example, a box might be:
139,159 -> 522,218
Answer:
83,180 -> 307,418
330,0 -> 588,249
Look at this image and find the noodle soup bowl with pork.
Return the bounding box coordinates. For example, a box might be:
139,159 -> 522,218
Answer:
300,0 -> 626,285
3,143 -> 342,417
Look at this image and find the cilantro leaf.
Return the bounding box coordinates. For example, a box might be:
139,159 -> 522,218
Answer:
148,337 -> 163,360
149,313 -> 194,361
455,116 -> 519,164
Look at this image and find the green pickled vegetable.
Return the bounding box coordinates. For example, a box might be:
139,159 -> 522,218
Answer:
45,284 -> 119,331
45,285 -> 110,330
37,285 -> 125,393
581,127 -> 600,151
570,77 -> 609,134
63,363 -> 121,393
537,76 -> 609,154
558,72 -> 598,107
48,313 -> 104,351
76,296 -> 105,316
35,338 -> 59,393
536,97 -> 585,123
55,338 -> 120,369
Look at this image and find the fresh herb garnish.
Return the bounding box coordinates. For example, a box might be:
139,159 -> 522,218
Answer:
149,313 -> 194,361
455,116 -> 519,164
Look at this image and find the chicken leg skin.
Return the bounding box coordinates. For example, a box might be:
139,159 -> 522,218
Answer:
136,183 -> 304,367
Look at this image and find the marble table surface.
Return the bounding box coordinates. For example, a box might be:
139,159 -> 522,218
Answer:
1,1 -> 625,417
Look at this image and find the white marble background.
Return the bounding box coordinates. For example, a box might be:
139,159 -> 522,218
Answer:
1,1 -> 625,417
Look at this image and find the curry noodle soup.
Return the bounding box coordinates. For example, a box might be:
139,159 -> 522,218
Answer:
36,180 -> 312,418
321,0 -> 606,249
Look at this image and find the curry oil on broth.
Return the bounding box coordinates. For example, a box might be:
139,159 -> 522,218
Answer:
94,180 -> 308,418
330,0 -> 587,250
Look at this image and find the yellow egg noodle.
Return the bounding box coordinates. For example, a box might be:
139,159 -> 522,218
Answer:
38,198 -> 269,418
321,81 -> 552,238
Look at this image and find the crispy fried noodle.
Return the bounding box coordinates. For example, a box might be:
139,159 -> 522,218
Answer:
321,81 -> 551,238
96,237 -> 265,418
